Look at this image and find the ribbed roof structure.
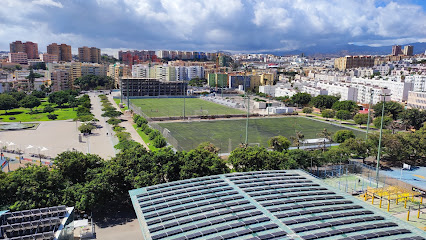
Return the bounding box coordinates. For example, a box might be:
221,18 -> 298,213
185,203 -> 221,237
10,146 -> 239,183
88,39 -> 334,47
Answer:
129,170 -> 425,240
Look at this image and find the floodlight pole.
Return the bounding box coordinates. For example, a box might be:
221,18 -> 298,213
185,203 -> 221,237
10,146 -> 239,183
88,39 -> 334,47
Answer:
245,93 -> 249,145
127,79 -> 130,110
365,90 -> 374,141
183,83 -> 186,120
376,93 -> 389,188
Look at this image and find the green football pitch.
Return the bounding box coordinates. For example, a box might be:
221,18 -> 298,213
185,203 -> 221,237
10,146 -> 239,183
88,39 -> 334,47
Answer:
158,117 -> 365,152
131,98 -> 245,118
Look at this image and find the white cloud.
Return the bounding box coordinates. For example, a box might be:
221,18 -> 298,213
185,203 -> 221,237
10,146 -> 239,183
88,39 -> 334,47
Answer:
32,0 -> 63,8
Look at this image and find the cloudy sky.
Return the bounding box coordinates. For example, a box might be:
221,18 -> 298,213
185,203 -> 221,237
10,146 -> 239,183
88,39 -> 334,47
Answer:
1,0 -> 426,56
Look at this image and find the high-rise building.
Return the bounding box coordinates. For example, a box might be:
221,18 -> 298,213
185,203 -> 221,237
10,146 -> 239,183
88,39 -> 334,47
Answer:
51,69 -> 70,91
391,45 -> 403,56
40,53 -> 59,63
403,45 -> 414,56
334,56 -> 375,71
47,43 -> 72,62
8,52 -> 28,64
78,46 -> 101,63
10,41 -> 39,59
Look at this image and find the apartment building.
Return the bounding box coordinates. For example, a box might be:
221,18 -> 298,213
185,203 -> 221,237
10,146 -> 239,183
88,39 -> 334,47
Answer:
392,45 -> 403,56
317,82 -> 358,101
351,77 -> 413,102
334,56 -> 374,71
404,75 -> 426,92
81,63 -> 107,77
78,46 -> 101,63
51,70 -> 70,91
132,64 -> 150,78
407,91 -> 426,109
47,43 -> 72,62
8,52 -> 28,64
10,41 -> 39,59
186,66 -> 204,80
40,53 -> 59,63
302,85 -> 328,97
403,45 -> 414,56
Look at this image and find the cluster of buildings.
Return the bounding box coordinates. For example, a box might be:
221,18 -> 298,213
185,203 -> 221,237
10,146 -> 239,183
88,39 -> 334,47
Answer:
6,40 -> 101,65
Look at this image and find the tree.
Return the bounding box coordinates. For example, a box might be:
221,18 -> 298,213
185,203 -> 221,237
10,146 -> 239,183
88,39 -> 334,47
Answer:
107,118 -> 122,125
78,123 -> 96,134
188,78 -> 207,87
31,90 -> 46,98
341,138 -> 368,160
19,95 -> 41,111
74,75 -> 114,90
400,108 -> 426,130
43,105 -> 55,113
290,131 -> 304,149
179,144 -> 229,179
302,107 -> 313,114
317,128 -> 333,150
310,95 -> 340,109
229,146 -> 273,172
47,114 -> 58,120
152,135 -> 167,148
291,92 -> 312,107
373,116 -> 392,129
101,110 -> 122,118
321,109 -> 335,119
353,113 -> 369,126
268,136 -> 291,152
148,130 -> 161,140
373,101 -> 404,120
48,91 -> 69,107
0,94 -> 19,113
322,148 -> 350,164
68,96 -> 79,110
136,117 -> 148,127
286,149 -> 311,169
9,91 -> 26,102
336,110 -> 352,120
332,100 -> 358,113
333,130 -> 355,143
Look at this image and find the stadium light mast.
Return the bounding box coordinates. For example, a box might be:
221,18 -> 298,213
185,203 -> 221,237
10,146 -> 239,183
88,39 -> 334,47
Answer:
245,90 -> 249,145
376,92 -> 390,188
127,78 -> 130,109
183,83 -> 186,120
365,89 -> 374,141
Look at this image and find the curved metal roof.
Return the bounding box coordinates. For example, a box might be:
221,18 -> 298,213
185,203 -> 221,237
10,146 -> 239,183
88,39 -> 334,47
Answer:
129,170 -> 425,240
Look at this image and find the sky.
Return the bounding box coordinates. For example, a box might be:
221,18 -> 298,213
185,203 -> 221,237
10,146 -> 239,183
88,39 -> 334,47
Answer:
1,0 -> 426,56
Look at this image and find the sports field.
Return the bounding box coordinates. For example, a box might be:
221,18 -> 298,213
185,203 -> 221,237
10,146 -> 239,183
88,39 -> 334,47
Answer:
158,117 -> 365,152
131,98 -> 245,118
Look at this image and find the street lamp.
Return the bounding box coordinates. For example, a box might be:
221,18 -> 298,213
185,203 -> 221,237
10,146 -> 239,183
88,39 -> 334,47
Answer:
365,89 -> 374,141
375,92 -> 391,188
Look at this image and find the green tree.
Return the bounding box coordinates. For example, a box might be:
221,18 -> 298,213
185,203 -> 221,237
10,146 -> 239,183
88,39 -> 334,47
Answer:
321,109 -> 335,119
341,138 -> 368,160
286,149 -> 311,169
148,129 -> 161,140
101,110 -> 123,118
152,136 -> 167,148
19,95 -> 41,111
322,148 -> 350,164
373,116 -> 392,129
353,113 -> 369,126
290,131 -> 304,149
317,128 -> 333,150
310,95 -> 340,109
78,123 -> 96,134
0,94 -> 19,113
291,92 -> 312,107
43,105 -> 55,113
31,90 -> 46,98
302,107 -> 313,114
373,101 -> 404,120
188,78 -> 207,87
136,117 -> 148,127
229,146 -> 273,172
9,91 -> 26,102
332,100 -> 358,113
107,118 -> 122,125
400,108 -> 426,130
333,130 -> 355,143
268,136 -> 291,152
336,110 -> 352,120
179,143 -> 229,179
48,91 -> 69,107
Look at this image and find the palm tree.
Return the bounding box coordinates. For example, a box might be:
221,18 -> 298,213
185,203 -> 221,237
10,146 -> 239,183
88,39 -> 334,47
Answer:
317,128 -> 333,151
290,131 -> 304,149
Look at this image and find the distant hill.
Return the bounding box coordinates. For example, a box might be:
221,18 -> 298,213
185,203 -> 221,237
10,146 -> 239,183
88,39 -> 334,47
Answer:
267,42 -> 426,57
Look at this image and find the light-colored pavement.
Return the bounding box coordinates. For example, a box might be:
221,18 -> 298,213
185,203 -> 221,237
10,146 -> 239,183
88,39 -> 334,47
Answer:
95,219 -> 143,240
0,92 -> 117,161
109,94 -> 149,151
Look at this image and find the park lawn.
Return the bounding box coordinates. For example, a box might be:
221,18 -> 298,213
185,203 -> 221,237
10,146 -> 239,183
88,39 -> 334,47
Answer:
0,100 -> 78,122
131,98 -> 245,118
114,98 -> 128,112
158,117 -> 365,152
133,124 -> 158,151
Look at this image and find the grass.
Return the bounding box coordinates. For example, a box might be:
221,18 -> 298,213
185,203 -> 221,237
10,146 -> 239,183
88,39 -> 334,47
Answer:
114,98 -> 128,112
158,117 -> 365,152
0,100 -> 77,122
131,98 -> 245,118
133,124 -> 158,151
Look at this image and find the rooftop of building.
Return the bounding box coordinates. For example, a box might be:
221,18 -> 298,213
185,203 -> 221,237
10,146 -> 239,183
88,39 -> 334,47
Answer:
129,170 -> 425,240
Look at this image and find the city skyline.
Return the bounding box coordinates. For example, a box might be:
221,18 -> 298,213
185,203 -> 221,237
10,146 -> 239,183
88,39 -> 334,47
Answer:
1,0 -> 426,56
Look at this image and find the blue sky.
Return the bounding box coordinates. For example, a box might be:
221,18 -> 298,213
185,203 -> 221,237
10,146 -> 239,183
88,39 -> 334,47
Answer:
1,0 -> 426,55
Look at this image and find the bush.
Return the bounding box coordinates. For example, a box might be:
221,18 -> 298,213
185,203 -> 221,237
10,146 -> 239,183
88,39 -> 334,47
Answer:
143,126 -> 152,135
113,126 -> 125,132
107,118 -> 121,125
333,130 -> 355,143
102,106 -> 116,112
373,116 -> 393,129
140,123 -> 148,131
148,130 -> 160,140
9,117 -> 16,120
78,123 -> 96,134
136,117 -> 148,127
321,109 -> 335,119
302,107 -> 313,114
47,114 -> 58,120
43,106 -> 55,113
336,110 -> 352,120
152,136 -> 167,148
133,114 -> 141,122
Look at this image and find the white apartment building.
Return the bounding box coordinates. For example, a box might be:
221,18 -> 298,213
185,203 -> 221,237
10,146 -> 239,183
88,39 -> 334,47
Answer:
316,82 -> 358,101
175,66 -> 187,81
275,87 -> 298,98
404,75 -> 426,92
407,91 -> 426,109
132,64 -> 150,78
259,85 -> 276,97
81,63 -> 107,76
302,85 -> 328,97
351,77 -> 413,102
351,84 -> 391,105
155,50 -> 169,59
186,66 -> 204,80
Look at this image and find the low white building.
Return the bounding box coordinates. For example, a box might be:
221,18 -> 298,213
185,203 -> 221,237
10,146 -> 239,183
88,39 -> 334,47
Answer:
317,82 -> 358,101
